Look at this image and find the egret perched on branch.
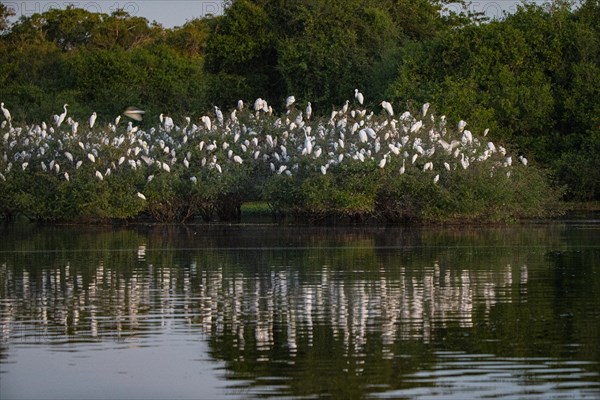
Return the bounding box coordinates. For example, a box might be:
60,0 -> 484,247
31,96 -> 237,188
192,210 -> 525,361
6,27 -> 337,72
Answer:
89,112 -> 97,128
286,96 -> 295,109
354,89 -> 364,105
215,106 -> 223,126
306,102 -> 312,120
519,155 -> 528,166
381,101 -> 394,117
254,98 -> 264,112
124,106 -> 145,121
1,102 -> 11,124
56,104 -> 68,127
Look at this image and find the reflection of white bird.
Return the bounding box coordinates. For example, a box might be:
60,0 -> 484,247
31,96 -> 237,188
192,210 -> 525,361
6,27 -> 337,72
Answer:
124,106 -> 145,121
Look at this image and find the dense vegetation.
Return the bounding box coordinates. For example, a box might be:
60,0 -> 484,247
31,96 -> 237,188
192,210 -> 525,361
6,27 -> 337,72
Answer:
0,97 -> 562,223
0,0 -> 598,224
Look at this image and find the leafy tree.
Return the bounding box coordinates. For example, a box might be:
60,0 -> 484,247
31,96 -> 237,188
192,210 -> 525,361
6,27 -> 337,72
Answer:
0,3 -> 15,32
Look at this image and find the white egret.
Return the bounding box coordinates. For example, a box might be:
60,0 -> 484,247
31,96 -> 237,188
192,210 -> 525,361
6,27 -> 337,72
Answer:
519,155 -> 528,166
410,120 -> 423,133
286,96 -> 295,109
89,112 -> 97,128
124,106 -> 145,121
342,100 -> 349,114
306,102 -> 312,120
137,192 -> 147,200
1,102 -> 11,124
56,104 -> 68,127
254,98 -> 264,112
215,106 -> 223,126
354,89 -> 364,105
201,115 -> 212,131
379,154 -> 388,169
422,103 -> 430,117
381,101 -> 394,117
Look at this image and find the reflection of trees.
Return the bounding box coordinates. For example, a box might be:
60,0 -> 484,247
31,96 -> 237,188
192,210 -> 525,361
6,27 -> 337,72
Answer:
2,228 -> 529,350
1,223 -> 598,396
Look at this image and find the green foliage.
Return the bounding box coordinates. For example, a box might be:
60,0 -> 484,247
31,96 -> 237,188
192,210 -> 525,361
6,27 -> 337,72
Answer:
0,7 -> 207,122
1,0 -> 598,201
387,0 -> 600,199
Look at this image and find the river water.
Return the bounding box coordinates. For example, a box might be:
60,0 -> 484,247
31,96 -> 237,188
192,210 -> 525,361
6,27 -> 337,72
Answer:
0,220 -> 599,399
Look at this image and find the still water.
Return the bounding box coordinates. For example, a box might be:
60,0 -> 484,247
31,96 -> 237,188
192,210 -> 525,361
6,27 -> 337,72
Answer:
0,221 -> 599,399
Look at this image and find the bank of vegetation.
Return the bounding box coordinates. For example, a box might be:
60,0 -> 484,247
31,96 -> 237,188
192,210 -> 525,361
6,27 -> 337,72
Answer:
0,98 -> 563,223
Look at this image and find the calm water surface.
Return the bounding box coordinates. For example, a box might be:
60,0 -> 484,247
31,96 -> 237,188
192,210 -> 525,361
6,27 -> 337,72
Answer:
0,221 -> 599,399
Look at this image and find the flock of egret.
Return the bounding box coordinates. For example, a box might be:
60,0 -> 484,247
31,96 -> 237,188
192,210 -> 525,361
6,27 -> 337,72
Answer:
1,92 -> 526,210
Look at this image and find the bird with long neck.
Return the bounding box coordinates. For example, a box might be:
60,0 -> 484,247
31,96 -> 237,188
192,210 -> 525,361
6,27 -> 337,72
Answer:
56,104 -> 68,127
1,102 -> 11,125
